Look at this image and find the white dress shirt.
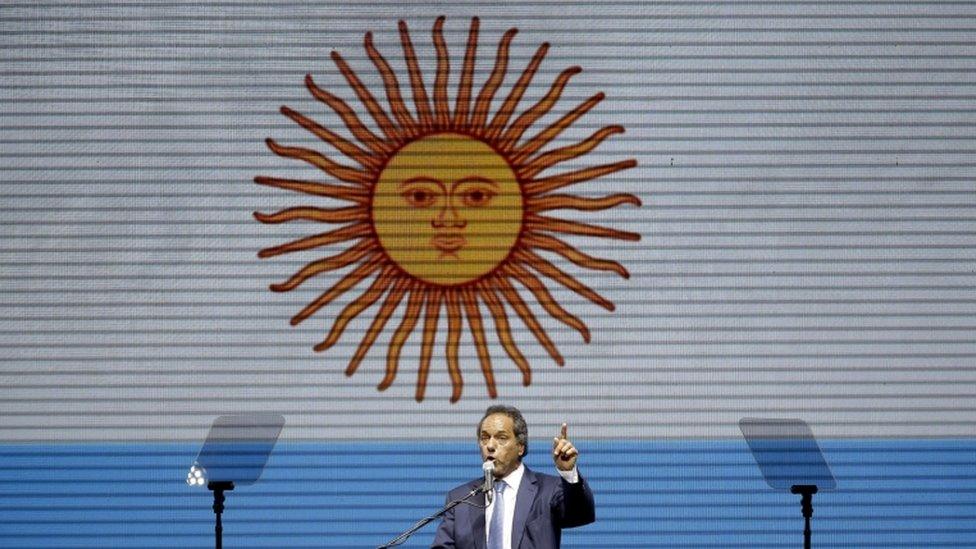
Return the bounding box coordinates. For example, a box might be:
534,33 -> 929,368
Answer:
484,463 -> 580,549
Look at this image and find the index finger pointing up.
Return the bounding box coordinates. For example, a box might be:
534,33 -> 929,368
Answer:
559,422 -> 568,440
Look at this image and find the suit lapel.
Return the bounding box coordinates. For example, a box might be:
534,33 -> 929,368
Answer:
511,467 -> 539,549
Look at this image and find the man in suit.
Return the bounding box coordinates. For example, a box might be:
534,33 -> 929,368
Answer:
431,405 -> 595,549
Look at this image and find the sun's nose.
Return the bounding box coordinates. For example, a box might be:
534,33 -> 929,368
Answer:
431,206 -> 467,228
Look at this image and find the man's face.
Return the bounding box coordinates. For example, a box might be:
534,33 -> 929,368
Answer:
479,413 -> 524,479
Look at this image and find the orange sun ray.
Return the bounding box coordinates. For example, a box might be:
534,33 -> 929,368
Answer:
305,74 -> 391,157
330,50 -> 403,144
492,275 -> 565,366
416,289 -> 442,401
498,65 -> 581,151
345,276 -> 410,376
431,16 -> 451,128
527,192 -> 642,213
253,175 -> 369,204
522,232 -> 630,278
471,27 -> 517,130
278,105 -> 379,171
269,239 -> 374,292
504,262 -> 591,342
461,287 -> 497,398
257,224 -> 371,259
519,125 -> 625,179
380,282 -> 423,391
364,31 -> 418,137
523,159 -> 638,195
515,248 -> 615,311
314,265 -> 397,352
444,291 -> 464,402
512,92 -> 605,164
288,259 -> 383,326
452,17 -> 480,129
486,41 -> 549,140
397,20 -> 434,130
478,282 -> 532,386
264,138 -> 373,187
253,205 -> 368,225
526,212 -> 641,242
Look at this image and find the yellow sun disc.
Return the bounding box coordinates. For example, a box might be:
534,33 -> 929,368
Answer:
372,132 -> 524,286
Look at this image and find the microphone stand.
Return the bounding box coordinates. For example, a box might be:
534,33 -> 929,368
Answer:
376,485 -> 486,549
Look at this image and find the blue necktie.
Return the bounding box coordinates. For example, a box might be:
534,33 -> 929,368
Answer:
488,480 -> 507,549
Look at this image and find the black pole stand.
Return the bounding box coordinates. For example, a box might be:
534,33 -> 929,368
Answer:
376,486 -> 485,549
790,484 -> 818,549
208,481 -> 235,549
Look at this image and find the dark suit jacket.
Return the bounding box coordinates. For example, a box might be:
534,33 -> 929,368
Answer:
430,466 -> 595,549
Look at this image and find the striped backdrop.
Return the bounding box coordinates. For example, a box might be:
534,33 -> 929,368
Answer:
2,1 -> 975,547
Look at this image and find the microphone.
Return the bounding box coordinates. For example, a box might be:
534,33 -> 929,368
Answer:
482,461 -> 495,504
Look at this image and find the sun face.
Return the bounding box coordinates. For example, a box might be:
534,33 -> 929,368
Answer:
372,133 -> 523,285
255,16 -> 640,402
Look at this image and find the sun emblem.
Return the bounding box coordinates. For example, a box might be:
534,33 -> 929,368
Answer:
255,17 -> 640,402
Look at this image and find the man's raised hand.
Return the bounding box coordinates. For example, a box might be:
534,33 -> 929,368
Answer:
552,423 -> 579,471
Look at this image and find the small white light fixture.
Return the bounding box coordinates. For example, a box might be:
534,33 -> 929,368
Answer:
186,462 -> 207,487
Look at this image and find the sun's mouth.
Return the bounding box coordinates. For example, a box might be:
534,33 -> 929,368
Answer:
431,234 -> 466,255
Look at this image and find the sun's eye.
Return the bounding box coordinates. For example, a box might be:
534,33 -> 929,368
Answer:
401,187 -> 438,208
461,187 -> 495,207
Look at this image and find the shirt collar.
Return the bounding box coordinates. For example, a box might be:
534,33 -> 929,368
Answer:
498,461 -> 525,493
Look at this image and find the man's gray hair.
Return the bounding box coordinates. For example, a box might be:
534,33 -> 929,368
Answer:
478,404 -> 529,457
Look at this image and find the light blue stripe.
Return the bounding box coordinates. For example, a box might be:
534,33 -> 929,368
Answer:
0,439 -> 973,548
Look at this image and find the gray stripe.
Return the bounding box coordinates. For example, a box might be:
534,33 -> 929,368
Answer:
2,1 -> 976,442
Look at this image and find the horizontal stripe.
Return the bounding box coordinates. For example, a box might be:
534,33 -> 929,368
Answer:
0,440 -> 973,547
2,0 -> 976,444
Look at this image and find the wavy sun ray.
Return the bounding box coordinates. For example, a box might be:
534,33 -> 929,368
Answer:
381,282 -> 424,391
256,17 -> 640,402
397,21 -> 434,130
